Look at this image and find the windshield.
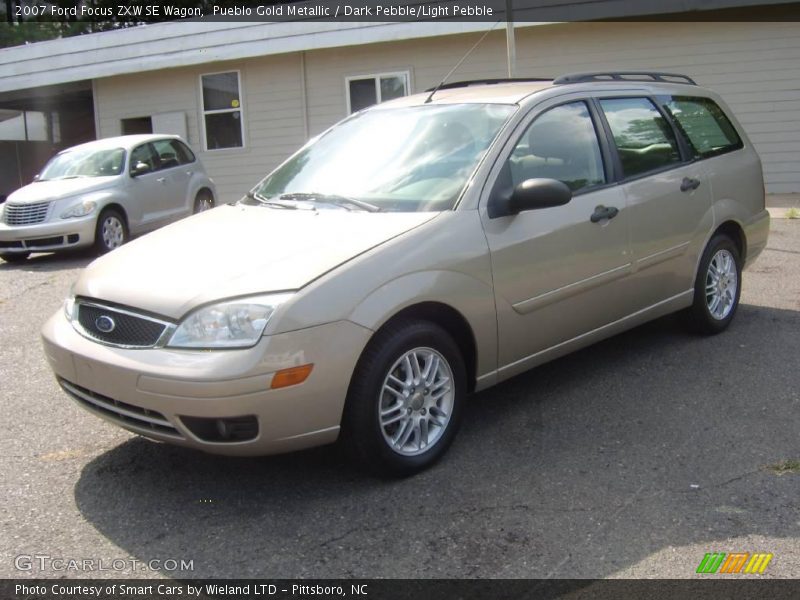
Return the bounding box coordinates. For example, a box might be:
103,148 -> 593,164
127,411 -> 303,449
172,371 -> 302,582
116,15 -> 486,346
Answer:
248,103 -> 516,212
39,147 -> 126,180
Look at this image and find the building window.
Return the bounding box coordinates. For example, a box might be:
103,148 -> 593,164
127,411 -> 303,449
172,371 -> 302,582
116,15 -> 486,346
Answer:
121,117 -> 153,135
346,72 -> 409,113
201,71 -> 244,150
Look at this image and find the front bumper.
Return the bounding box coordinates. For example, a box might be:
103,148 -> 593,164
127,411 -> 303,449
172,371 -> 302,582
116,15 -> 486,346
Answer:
41,310 -> 372,456
0,215 -> 96,253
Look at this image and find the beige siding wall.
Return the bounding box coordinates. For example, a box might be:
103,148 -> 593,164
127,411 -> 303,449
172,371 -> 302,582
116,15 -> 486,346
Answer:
95,21 -> 800,199
95,53 -> 306,203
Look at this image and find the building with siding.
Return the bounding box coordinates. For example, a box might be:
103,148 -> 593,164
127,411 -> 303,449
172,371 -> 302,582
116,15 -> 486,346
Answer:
1,6 -> 799,202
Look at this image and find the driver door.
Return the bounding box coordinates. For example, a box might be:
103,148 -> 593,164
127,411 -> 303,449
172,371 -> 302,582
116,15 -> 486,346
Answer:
480,99 -> 634,378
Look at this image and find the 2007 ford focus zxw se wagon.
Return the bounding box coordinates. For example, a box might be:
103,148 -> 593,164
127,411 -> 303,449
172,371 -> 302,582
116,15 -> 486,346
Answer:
42,72 -> 769,475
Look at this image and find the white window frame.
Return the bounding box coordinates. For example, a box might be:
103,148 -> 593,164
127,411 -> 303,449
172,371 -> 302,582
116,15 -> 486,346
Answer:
345,71 -> 411,114
199,69 -> 245,152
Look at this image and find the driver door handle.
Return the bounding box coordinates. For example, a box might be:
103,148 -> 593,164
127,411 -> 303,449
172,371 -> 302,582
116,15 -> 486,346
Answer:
156,177 -> 167,184
680,177 -> 701,192
590,205 -> 619,223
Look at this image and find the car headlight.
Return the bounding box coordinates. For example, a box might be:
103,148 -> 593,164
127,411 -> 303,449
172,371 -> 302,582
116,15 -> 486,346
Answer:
167,293 -> 293,349
61,200 -> 97,219
64,294 -> 76,322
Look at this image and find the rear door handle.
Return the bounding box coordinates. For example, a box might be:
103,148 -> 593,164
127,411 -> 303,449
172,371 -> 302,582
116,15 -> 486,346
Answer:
590,205 -> 619,223
680,177 -> 701,192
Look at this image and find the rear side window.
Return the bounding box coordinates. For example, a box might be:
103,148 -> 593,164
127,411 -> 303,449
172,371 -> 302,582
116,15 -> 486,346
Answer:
599,97 -> 681,178
663,96 -> 743,159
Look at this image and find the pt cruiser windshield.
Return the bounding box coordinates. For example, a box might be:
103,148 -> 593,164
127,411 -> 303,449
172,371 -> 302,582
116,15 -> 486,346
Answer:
247,103 -> 516,212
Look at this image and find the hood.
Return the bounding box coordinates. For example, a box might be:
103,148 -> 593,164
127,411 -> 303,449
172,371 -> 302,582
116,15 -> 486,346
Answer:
7,177 -> 118,204
75,204 -> 438,319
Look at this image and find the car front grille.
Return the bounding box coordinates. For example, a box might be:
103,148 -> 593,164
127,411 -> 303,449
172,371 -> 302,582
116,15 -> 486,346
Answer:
58,378 -> 182,438
3,201 -> 50,225
74,300 -> 173,348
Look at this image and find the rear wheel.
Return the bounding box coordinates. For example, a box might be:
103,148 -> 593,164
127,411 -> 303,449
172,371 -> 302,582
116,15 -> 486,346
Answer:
93,208 -> 128,255
685,234 -> 742,334
0,252 -> 30,263
342,320 -> 466,476
193,191 -> 214,213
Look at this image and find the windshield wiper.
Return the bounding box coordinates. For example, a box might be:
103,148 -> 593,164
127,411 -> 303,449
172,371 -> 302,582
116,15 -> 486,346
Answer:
278,192 -> 382,212
245,191 -> 298,210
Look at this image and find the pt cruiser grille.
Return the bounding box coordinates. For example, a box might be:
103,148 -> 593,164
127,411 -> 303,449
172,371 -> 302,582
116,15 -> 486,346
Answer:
3,201 -> 50,225
74,300 -> 173,348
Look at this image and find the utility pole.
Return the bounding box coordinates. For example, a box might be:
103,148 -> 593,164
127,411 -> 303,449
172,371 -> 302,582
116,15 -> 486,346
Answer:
505,0 -> 516,77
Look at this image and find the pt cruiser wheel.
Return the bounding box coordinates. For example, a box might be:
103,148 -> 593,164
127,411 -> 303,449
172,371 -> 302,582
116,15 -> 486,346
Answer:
343,320 -> 465,476
94,208 -> 128,255
687,234 -> 742,334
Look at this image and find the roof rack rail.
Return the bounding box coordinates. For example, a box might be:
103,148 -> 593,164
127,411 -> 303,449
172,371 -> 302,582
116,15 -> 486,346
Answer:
553,71 -> 697,85
424,78 -> 553,92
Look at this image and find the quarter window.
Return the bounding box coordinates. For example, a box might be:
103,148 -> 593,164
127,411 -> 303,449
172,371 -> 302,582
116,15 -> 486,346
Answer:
347,72 -> 409,113
508,101 -> 606,193
599,97 -> 681,178
663,96 -> 743,159
201,71 -> 244,150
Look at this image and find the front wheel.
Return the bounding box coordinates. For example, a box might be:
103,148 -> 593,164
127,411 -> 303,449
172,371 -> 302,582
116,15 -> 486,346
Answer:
93,208 -> 128,255
685,234 -> 742,335
342,320 -> 466,476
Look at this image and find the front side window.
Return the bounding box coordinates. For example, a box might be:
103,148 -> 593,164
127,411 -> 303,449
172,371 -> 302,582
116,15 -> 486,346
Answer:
249,103 -> 516,213
600,97 -> 681,178
129,143 -> 158,174
39,147 -> 126,180
508,101 -> 606,193
347,72 -> 409,113
201,71 -> 243,150
663,96 -> 743,159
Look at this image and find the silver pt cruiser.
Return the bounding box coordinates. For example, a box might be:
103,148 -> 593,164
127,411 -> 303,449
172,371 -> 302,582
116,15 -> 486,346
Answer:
42,72 -> 770,475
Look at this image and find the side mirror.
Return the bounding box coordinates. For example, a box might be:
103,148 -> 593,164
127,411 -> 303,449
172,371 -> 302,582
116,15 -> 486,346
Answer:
130,161 -> 151,177
489,177 -> 572,218
32,174 -> 41,182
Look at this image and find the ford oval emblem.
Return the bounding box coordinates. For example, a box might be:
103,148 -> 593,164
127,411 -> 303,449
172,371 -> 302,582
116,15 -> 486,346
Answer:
95,315 -> 116,333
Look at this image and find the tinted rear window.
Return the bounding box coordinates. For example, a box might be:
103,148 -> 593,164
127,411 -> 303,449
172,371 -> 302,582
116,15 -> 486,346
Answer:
663,96 -> 743,159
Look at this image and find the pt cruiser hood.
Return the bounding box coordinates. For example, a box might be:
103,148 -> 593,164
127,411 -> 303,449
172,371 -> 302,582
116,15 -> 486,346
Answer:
8,177 -> 117,204
75,204 -> 438,319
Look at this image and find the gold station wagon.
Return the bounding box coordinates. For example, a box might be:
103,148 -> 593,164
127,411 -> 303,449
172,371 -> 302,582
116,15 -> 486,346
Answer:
42,72 -> 769,475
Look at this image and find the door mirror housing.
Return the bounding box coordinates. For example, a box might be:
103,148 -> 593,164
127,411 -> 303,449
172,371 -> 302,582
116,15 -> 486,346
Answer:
130,161 -> 151,177
32,174 -> 41,182
489,177 -> 572,218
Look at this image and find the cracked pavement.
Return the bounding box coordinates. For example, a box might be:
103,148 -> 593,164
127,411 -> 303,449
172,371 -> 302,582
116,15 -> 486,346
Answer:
1,220 -> 798,579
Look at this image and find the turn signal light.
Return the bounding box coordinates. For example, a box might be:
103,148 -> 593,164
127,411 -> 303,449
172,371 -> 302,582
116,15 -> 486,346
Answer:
270,364 -> 314,389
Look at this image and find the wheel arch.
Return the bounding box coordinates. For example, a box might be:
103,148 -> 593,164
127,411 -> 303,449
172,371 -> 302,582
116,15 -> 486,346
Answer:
98,202 -> 129,227
362,301 -> 479,394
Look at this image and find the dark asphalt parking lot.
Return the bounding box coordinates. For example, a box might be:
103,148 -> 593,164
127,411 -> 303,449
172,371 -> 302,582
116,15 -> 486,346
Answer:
1,220 -> 798,580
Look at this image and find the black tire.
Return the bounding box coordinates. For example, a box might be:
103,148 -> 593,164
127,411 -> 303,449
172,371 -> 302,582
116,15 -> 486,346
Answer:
93,208 -> 128,255
342,319 -> 466,477
684,234 -> 742,335
193,191 -> 215,214
0,252 -> 30,263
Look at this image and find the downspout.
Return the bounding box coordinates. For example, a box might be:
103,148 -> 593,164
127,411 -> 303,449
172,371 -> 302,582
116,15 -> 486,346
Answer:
299,51 -> 309,141
506,0 -> 516,78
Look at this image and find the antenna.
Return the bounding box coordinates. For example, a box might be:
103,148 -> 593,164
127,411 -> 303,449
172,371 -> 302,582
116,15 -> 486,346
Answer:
425,20 -> 502,104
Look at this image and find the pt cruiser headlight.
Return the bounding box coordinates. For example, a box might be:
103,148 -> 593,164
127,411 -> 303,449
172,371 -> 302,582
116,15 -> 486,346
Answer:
167,293 -> 293,349
61,200 -> 97,219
